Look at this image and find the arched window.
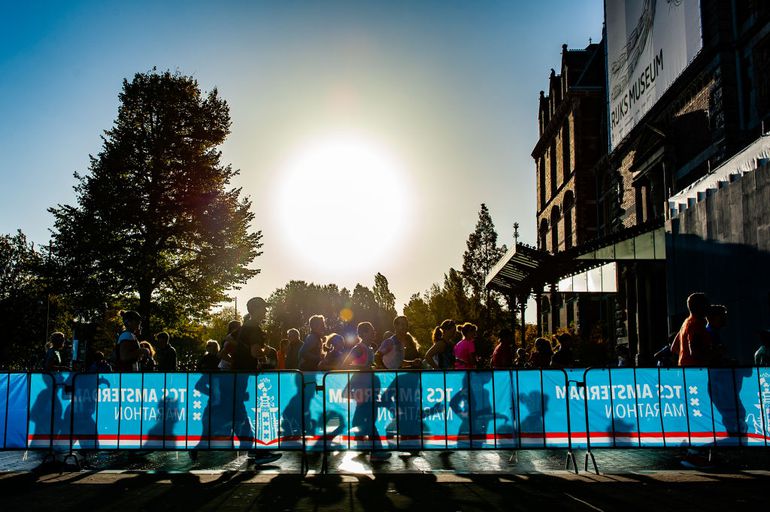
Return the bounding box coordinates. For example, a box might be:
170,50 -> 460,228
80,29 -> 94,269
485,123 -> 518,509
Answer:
563,191 -> 574,250
539,218 -> 549,251
562,118 -> 571,181
550,206 -> 561,253
550,144 -> 558,197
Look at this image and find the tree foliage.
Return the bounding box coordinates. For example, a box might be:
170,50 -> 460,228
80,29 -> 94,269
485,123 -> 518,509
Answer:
265,275 -> 399,346
48,70 -> 262,332
0,231 -> 71,368
462,203 -> 508,301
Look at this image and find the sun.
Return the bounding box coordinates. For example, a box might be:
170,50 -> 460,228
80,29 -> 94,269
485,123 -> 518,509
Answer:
274,132 -> 412,274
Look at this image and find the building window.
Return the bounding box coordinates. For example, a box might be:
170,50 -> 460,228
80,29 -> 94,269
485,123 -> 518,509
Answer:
550,144 -> 558,197
562,119 -> 571,180
563,192 -> 574,249
539,157 -> 546,209
550,206 -> 560,253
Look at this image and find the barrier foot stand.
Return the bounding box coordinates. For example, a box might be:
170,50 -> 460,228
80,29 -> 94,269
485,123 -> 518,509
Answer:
565,450 -> 578,474
300,452 -> 308,477
63,452 -> 81,470
584,451 -> 599,475
321,452 -> 329,475
508,451 -> 518,465
42,450 -> 56,466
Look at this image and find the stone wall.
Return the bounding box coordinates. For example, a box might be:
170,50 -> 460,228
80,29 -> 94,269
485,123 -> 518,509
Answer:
666,161 -> 770,363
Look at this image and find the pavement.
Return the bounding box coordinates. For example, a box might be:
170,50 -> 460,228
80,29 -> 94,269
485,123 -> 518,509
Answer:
1,449 -> 769,511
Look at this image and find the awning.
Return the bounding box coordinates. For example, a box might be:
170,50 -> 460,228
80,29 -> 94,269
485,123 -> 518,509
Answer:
485,222 -> 665,297
668,134 -> 770,216
484,243 -> 552,295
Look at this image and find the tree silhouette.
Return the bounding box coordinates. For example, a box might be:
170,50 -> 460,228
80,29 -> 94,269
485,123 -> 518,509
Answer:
48,70 -> 262,332
462,204 -> 507,303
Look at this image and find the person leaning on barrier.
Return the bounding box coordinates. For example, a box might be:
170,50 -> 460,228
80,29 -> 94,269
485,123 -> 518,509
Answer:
670,292 -> 712,367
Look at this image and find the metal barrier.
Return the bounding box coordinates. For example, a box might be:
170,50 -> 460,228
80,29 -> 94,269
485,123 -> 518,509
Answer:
1,367 -> 768,475
0,372 -> 59,461
570,366 -> 770,473
318,369 -> 580,472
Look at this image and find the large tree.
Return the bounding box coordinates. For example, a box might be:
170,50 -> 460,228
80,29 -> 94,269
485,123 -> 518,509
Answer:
462,203 -> 507,304
49,70 -> 262,332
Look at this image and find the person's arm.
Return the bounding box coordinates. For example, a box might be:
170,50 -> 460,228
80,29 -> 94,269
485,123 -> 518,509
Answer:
120,337 -> 146,365
423,341 -> 444,369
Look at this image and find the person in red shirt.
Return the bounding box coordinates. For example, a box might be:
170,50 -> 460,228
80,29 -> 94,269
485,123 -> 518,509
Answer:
491,328 -> 515,369
671,292 -> 712,367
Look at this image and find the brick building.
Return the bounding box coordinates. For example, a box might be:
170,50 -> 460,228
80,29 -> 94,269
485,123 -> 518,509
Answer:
598,0 -> 770,361
488,1 -> 770,364
532,42 -> 607,336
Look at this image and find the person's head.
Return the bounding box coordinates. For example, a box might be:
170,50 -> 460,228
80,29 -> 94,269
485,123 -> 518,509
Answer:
393,316 -> 409,337
325,333 -> 345,354
227,320 -> 242,335
246,297 -> 268,322
287,328 -> 301,343
515,348 -> 526,359
707,305 -> 728,328
49,331 -> 65,350
534,337 -> 552,355
155,331 -> 170,348
120,310 -> 142,333
93,350 -> 105,362
432,326 -> 443,345
497,328 -> 513,346
206,339 -> 220,355
556,332 -> 572,349
759,329 -> 770,347
382,330 -> 394,341
439,319 -> 457,340
140,341 -> 155,358
357,322 -> 375,343
309,315 -> 326,336
459,322 -> 478,340
686,292 -> 709,318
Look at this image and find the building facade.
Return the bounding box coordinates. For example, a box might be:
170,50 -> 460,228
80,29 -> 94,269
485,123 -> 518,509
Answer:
532,42 -> 607,338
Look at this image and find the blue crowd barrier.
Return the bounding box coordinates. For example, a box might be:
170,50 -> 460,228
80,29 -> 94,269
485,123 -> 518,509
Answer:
1,367 -> 768,474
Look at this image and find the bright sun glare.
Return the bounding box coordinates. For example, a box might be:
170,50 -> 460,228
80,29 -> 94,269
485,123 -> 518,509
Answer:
275,133 -> 411,274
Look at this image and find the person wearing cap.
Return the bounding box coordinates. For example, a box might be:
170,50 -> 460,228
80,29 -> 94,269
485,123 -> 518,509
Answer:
116,310 -> 148,372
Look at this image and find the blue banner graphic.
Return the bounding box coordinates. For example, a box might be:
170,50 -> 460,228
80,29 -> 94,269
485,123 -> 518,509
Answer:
2,368 -> 768,452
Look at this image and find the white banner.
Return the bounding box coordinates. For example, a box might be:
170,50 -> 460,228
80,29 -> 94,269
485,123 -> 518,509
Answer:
606,0 -> 702,150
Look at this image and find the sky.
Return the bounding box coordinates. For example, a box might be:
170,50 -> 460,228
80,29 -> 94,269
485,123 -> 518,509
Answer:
0,0 -> 604,314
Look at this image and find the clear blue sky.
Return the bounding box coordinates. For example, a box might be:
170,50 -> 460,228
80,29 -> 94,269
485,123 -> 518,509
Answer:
0,0 -> 603,311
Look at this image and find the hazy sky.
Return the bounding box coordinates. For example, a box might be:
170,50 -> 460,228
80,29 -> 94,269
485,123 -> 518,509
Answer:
0,0 -> 603,312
